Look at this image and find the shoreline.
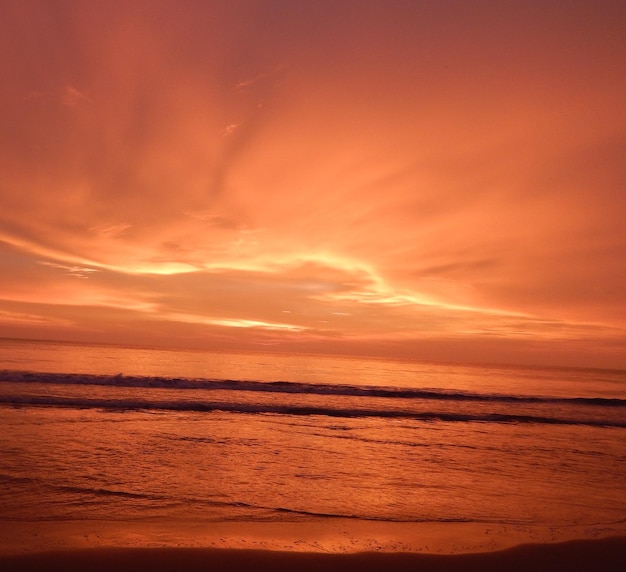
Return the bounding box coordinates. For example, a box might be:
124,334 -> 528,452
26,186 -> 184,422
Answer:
1,537 -> 626,572
3,518 -> 626,557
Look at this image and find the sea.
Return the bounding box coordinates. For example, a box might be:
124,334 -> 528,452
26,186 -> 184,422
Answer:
0,338 -> 625,554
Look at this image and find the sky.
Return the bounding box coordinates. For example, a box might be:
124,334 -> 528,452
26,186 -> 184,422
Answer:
1,0 -> 625,368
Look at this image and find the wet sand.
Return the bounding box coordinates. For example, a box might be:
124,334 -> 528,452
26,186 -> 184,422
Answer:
2,537 -> 625,572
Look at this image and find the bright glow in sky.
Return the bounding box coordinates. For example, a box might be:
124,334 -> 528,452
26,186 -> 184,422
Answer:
1,0 -> 625,367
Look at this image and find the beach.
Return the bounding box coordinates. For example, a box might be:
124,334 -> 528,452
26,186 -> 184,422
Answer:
2,537 -> 626,572
1,342 -> 625,569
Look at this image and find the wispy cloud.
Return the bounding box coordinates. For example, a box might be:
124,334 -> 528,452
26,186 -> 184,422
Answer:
0,308 -> 71,327
0,1 -> 625,366
38,261 -> 99,279
60,85 -> 92,107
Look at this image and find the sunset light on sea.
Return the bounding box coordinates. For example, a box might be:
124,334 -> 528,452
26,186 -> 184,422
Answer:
1,1 -> 625,570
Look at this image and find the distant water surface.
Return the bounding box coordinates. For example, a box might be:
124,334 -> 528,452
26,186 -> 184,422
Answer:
0,338 -> 625,552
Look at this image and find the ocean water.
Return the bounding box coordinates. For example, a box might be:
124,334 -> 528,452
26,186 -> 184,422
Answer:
0,338 -> 625,553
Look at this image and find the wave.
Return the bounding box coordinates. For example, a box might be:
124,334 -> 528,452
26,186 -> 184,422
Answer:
0,474 -> 537,525
1,369 -> 624,407
2,393 -> 626,428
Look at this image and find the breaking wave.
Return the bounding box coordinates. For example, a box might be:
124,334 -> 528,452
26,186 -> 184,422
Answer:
1,369 -> 624,406
1,370 -> 625,428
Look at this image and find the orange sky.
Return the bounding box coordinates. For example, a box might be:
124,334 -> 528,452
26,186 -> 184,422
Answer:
1,0 -> 625,368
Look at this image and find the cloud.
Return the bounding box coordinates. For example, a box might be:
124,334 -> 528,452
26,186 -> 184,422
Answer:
0,308 -> 71,327
60,85 -> 92,107
38,261 -> 99,279
1,1 -> 625,366
91,223 -> 132,238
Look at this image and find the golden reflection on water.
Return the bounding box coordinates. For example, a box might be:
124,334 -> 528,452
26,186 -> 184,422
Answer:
1,340 -> 625,555
2,339 -> 623,399
1,399 -> 626,555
